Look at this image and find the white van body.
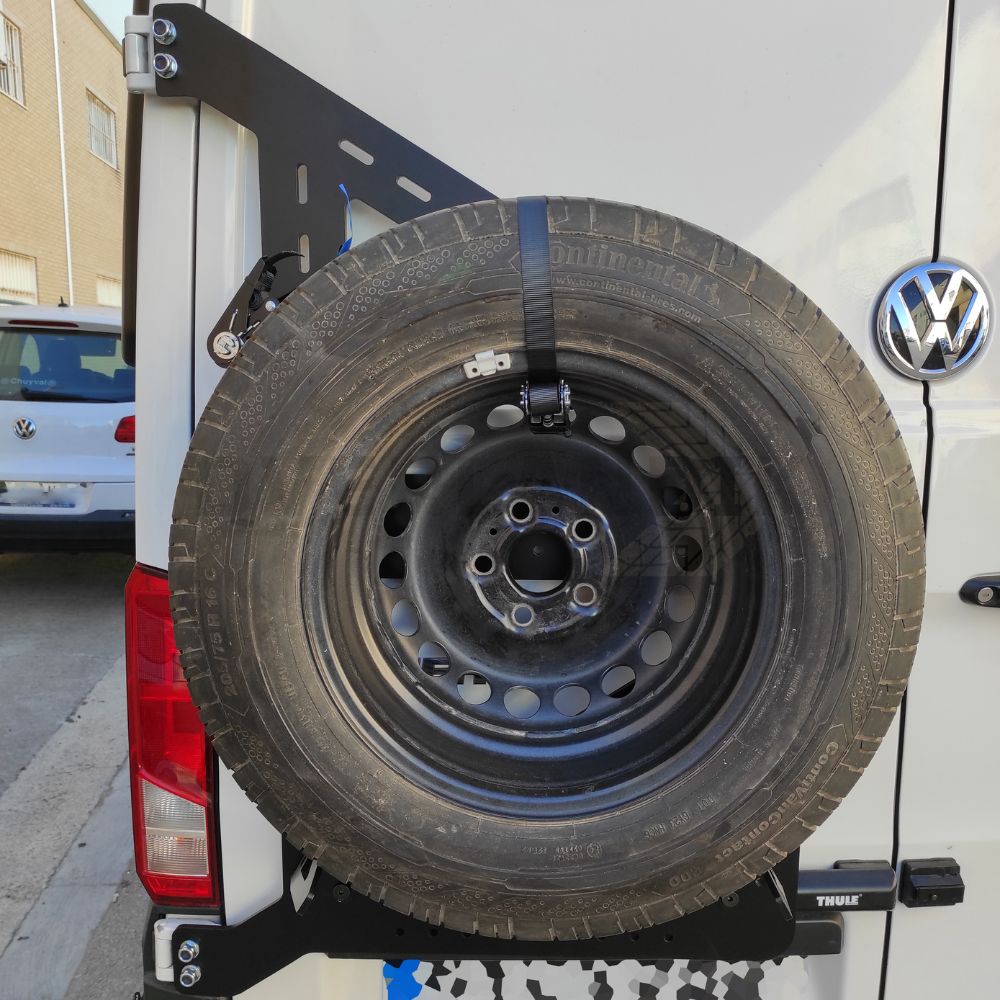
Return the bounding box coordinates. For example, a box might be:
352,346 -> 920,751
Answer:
129,1 -> 1000,996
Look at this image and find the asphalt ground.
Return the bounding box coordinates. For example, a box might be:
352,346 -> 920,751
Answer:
0,551 -> 143,1000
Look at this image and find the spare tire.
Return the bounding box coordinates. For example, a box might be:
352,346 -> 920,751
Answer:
170,198 -> 924,940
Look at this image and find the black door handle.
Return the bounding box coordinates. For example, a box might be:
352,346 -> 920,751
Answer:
960,576 -> 1000,607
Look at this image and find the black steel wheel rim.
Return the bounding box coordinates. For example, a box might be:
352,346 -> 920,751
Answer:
305,356 -> 784,820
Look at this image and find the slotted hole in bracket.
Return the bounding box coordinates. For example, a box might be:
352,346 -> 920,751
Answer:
397,176 -> 432,203
339,139 -> 375,165
298,233 -> 310,272
296,164 -> 308,204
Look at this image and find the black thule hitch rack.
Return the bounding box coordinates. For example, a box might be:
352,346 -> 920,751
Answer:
138,840 -> 908,998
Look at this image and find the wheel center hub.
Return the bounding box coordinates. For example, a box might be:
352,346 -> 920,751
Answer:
464,487 -> 614,634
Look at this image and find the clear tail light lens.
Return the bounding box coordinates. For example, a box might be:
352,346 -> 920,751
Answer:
125,565 -> 220,907
115,415 -> 135,443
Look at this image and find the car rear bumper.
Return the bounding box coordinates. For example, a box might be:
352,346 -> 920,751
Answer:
0,509 -> 135,550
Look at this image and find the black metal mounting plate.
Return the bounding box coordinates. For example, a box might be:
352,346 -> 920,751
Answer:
150,3 -> 494,302
170,844 -> 799,996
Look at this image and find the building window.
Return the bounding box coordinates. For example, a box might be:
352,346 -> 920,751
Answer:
96,275 -> 122,308
0,249 -> 39,304
87,91 -> 118,168
0,13 -> 25,106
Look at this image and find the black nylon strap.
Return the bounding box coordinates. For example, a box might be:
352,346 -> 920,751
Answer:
517,196 -> 562,418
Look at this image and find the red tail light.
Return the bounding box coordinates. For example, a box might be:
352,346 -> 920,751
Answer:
125,565 -> 220,907
115,415 -> 135,443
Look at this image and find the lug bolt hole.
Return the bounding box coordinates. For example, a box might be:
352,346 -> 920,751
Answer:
472,553 -> 495,575
571,518 -> 595,541
573,583 -> 597,607
509,500 -> 533,524
512,604 -> 534,627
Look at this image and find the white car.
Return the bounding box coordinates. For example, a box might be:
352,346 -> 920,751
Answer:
0,304 -> 134,549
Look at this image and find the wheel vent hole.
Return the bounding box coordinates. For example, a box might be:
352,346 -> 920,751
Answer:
601,665 -> 636,699
663,486 -> 694,520
378,552 -> 406,589
417,641 -> 450,677
390,600 -> 419,637
383,503 -> 411,537
440,424 -> 475,454
554,685 -> 590,717
632,445 -> 666,478
404,458 -> 436,490
458,672 -> 491,705
666,585 -> 696,622
504,686 -> 541,720
673,535 -> 703,572
487,404 -> 524,430
640,630 -> 672,666
589,415 -> 626,443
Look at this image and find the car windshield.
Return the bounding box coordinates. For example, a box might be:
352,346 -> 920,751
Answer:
0,327 -> 133,403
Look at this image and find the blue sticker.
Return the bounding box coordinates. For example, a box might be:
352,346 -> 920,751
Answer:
338,182 -> 353,255
384,959 -> 423,1000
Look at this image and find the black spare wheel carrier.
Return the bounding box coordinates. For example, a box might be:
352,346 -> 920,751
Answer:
136,6 -> 900,995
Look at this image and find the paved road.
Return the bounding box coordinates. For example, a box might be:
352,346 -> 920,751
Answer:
0,551 -> 145,1000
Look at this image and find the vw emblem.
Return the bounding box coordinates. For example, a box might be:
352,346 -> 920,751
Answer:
13,417 -> 36,440
877,262 -> 990,380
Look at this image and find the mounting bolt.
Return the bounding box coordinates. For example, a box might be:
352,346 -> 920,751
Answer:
151,17 -> 177,44
264,298 -> 278,312
977,586 -> 994,605
178,964 -> 202,989
177,939 -> 199,963
333,883 -> 351,903
153,52 -> 178,79
721,892 -> 740,908
212,331 -> 242,361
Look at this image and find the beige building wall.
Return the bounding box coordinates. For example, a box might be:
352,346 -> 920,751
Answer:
0,0 -> 124,307
58,0 -> 125,308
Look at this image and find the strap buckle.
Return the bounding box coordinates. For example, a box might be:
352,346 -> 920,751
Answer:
520,379 -> 572,434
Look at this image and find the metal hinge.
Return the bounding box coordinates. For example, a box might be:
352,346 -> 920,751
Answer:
124,15 -> 179,94
123,15 -> 154,93
463,350 -> 511,380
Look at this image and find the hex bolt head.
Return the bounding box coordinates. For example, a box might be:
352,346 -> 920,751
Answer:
153,52 -> 178,79
178,964 -> 202,989
977,586 -> 994,605
177,939 -> 199,963
151,18 -> 177,44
